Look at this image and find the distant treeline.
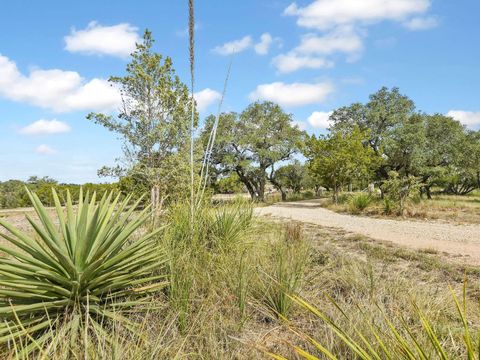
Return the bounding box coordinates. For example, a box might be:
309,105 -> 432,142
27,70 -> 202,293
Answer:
0,176 -> 117,209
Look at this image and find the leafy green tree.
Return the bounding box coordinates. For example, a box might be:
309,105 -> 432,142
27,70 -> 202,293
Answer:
271,161 -> 305,201
419,114 -> 466,198
214,174 -> 245,194
202,101 -> 305,201
305,126 -> 382,203
87,30 -> 196,210
330,87 -> 415,179
442,130 -> 480,195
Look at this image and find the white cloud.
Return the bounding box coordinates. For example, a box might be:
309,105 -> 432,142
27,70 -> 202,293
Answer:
447,110 -> 480,128
64,22 -> 140,58
212,36 -> 253,55
273,27 -> 363,73
20,119 -> 71,135
0,54 -> 121,112
295,28 -> 363,56
284,0 -> 431,30
35,144 -> 56,155
273,53 -> 333,73
308,111 -> 333,128
402,16 -> 439,30
194,88 -> 221,113
254,33 -> 273,55
249,82 -> 334,107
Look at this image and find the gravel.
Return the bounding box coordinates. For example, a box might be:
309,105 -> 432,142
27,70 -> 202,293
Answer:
255,199 -> 480,265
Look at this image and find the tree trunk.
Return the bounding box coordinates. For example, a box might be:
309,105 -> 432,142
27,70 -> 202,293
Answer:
333,182 -> 339,204
425,186 -> 432,200
281,190 -> 287,201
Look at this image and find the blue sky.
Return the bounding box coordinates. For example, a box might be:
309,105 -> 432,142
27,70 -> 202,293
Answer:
1,0 -> 479,183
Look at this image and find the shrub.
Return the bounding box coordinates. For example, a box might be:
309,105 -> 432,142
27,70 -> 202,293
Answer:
0,189 -> 167,356
382,171 -> 421,215
349,193 -> 373,212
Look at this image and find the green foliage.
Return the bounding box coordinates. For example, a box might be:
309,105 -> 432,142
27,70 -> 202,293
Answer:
201,101 -> 305,201
349,193 -> 373,212
271,161 -> 306,200
305,126 -> 382,203
0,189 -> 167,355
87,30 -> 197,203
0,177 -> 117,209
329,87 -> 480,196
382,171 -> 421,215
214,173 -> 245,194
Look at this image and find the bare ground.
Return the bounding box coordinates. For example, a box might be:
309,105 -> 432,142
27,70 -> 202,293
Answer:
255,199 -> 480,266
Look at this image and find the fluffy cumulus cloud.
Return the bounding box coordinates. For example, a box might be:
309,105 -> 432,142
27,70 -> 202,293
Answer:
212,36 -> 253,55
20,119 -> 71,135
280,0 -> 436,72
35,144 -> 56,155
447,110 -> 480,128
307,111 -> 333,128
64,22 -> 141,58
273,53 -> 333,73
273,27 -> 362,73
194,88 -> 221,113
249,82 -> 334,107
0,54 -> 121,112
284,0 -> 431,30
254,33 -> 273,55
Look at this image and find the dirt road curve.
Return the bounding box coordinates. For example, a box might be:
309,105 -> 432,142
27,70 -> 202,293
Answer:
255,199 -> 480,265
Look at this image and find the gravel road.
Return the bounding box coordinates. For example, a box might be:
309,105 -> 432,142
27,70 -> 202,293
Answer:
255,199 -> 480,265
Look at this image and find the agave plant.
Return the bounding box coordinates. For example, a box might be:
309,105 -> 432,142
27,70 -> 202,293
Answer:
0,189 -> 167,355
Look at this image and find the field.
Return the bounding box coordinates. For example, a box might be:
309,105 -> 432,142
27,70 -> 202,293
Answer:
1,200 -> 479,358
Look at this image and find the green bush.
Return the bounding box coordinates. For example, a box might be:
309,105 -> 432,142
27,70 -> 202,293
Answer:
349,193 -> 373,212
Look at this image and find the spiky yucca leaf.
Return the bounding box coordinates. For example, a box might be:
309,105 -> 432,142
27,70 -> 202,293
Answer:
0,189 -> 167,353
267,285 -> 480,360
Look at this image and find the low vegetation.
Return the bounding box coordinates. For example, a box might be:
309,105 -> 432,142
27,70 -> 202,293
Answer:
0,194 -> 479,358
322,189 -> 480,223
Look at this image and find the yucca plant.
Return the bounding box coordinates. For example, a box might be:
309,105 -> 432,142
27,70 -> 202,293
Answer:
209,200 -> 253,251
268,284 -> 480,359
0,189 -> 167,355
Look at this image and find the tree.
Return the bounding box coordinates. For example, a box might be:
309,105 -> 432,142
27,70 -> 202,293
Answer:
442,130 -> 480,195
330,87 -> 416,180
271,161 -> 305,201
304,126 -> 382,203
202,102 -> 305,201
214,174 -> 245,194
87,30 -> 196,211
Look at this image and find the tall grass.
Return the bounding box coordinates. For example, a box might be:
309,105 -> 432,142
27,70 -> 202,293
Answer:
256,223 -> 309,318
269,283 -> 480,359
